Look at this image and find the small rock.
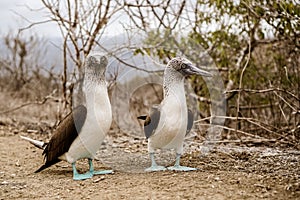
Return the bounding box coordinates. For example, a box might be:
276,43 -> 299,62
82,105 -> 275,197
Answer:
15,161 -> 20,167
79,182 -> 85,186
1,181 -> 9,185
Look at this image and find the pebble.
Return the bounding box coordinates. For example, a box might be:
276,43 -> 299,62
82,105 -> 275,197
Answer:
1,180 -> 9,185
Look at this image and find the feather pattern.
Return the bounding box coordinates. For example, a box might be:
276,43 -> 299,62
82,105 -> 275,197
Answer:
35,105 -> 87,173
186,109 -> 194,135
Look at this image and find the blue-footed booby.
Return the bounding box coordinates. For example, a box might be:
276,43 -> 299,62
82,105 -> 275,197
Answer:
138,57 -> 212,172
21,55 -> 113,180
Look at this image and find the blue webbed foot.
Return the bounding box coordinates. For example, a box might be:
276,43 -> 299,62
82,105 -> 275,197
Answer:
145,165 -> 167,172
167,153 -> 197,171
88,159 -> 113,176
73,171 -> 93,180
145,153 -> 167,172
72,160 -> 113,180
167,165 -> 197,171
93,170 -> 114,175
72,162 -> 93,180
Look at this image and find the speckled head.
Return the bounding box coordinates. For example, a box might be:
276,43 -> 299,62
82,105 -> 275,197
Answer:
167,57 -> 212,77
85,55 -> 108,81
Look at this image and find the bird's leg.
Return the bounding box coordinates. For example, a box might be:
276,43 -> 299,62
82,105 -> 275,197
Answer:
88,159 -> 94,173
89,159 -> 113,175
167,153 -> 197,171
72,162 -> 93,180
145,152 -> 167,172
174,153 -> 181,166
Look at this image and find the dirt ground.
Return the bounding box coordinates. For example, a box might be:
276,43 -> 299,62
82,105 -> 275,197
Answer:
0,124 -> 299,200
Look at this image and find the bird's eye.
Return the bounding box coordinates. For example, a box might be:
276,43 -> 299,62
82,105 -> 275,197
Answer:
181,63 -> 187,69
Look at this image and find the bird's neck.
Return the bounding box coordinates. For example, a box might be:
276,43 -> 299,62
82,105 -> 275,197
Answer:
162,70 -> 187,125
84,80 -> 112,121
163,67 -> 185,100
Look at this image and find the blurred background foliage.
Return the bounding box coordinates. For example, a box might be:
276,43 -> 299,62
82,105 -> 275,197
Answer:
0,0 -> 299,146
137,0 -> 299,145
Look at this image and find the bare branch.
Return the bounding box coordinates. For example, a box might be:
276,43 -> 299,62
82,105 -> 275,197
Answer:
225,88 -> 300,102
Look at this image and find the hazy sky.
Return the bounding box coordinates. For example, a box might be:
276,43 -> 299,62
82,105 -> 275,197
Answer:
0,0 -> 128,38
0,0 -> 62,37
0,0 -> 199,39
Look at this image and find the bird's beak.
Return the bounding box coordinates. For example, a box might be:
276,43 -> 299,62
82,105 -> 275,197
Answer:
181,64 -> 212,77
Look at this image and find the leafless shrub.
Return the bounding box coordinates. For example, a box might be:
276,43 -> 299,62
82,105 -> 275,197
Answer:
5,0 -> 298,147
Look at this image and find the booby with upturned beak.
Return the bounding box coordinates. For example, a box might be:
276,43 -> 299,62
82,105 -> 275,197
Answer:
138,57 -> 211,172
21,55 -> 113,180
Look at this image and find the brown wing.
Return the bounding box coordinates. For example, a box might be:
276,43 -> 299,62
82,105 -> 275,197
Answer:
186,109 -> 194,136
139,108 -> 193,139
138,109 -> 160,139
35,105 -> 87,173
